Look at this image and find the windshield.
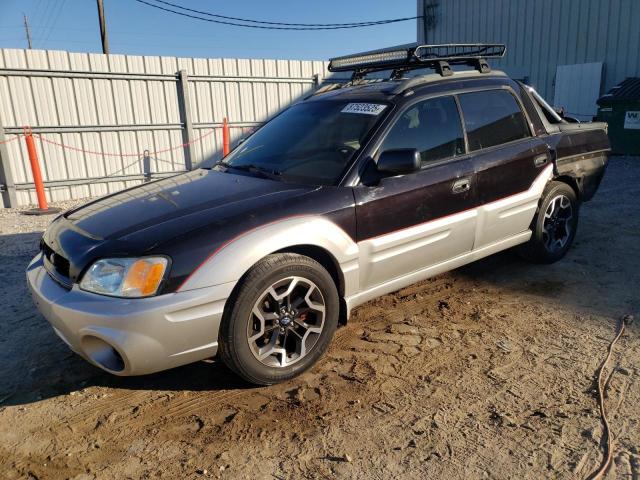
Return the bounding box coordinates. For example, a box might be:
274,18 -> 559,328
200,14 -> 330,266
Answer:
202,100 -> 389,185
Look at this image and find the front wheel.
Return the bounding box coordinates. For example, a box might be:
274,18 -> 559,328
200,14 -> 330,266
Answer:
218,253 -> 339,385
517,181 -> 580,263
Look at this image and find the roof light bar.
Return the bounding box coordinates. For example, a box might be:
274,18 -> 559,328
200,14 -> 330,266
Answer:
414,43 -> 506,62
328,49 -> 410,72
325,43 -> 507,81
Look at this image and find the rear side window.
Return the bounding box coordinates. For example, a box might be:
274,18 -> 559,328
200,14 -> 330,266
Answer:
380,96 -> 465,167
458,89 -> 530,151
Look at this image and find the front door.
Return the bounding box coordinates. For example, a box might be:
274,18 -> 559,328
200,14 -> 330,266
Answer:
353,95 -> 477,290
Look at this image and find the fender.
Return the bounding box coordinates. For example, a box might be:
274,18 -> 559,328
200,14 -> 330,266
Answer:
178,216 -> 360,295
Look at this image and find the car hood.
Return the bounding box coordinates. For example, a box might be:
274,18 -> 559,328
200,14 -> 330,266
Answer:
63,169 -> 315,241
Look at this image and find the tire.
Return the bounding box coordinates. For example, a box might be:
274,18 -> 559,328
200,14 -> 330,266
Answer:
218,253 -> 339,385
517,181 -> 580,264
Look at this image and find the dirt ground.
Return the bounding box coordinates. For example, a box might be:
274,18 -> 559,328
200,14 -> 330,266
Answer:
0,157 -> 638,480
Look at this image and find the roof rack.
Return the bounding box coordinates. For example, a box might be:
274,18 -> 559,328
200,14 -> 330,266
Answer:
328,43 -> 506,80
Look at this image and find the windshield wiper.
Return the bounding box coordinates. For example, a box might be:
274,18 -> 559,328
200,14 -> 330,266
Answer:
217,161 -> 283,180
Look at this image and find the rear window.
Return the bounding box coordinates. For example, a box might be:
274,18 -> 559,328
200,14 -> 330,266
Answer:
458,90 -> 530,151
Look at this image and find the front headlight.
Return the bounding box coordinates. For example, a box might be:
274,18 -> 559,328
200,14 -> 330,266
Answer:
80,257 -> 169,298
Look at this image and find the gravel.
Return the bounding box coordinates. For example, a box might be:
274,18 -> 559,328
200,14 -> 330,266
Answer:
0,200 -> 82,256
0,157 -> 638,480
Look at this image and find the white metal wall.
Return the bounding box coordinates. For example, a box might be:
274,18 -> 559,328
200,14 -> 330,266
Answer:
0,48 -> 328,207
553,62 -> 604,121
417,0 -> 640,103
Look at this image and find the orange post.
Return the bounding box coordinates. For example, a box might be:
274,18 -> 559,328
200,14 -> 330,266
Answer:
222,117 -> 230,156
24,128 -> 49,210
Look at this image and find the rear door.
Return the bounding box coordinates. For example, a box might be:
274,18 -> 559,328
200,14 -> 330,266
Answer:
457,88 -> 553,249
353,95 -> 476,290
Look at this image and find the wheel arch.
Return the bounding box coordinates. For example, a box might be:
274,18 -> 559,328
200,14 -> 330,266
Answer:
222,244 -> 349,327
274,244 -> 348,325
179,216 -> 359,301
553,174 -> 581,200
274,244 -> 344,296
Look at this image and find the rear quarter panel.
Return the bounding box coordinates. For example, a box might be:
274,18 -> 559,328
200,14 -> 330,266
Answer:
548,123 -> 610,201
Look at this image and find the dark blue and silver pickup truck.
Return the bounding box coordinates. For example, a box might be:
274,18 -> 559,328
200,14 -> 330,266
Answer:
28,44 -> 609,385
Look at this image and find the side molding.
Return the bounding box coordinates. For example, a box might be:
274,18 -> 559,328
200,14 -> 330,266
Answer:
474,163 -> 553,248
347,164 -> 554,314
179,217 -> 360,294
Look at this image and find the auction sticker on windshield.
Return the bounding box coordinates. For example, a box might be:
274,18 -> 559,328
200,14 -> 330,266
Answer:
341,103 -> 387,115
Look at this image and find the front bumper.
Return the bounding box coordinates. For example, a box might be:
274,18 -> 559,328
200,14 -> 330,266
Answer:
26,253 -> 235,376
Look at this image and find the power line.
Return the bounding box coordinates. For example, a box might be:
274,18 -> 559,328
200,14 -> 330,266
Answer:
34,0 -> 61,45
41,0 -> 68,47
30,0 -> 45,34
150,0 -> 421,27
0,25 -> 95,31
26,39 -> 100,45
33,0 -> 56,43
133,0 -> 422,30
32,0 -> 54,37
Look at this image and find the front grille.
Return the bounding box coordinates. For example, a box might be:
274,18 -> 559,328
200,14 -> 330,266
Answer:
41,240 -> 72,288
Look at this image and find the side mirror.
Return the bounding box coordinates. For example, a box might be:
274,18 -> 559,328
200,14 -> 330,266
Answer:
376,149 -> 421,176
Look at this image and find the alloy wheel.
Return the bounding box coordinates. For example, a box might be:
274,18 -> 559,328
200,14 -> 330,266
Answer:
247,276 -> 326,368
542,194 -> 573,253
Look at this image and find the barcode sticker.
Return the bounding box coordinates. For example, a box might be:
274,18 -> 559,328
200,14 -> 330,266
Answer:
341,103 -> 387,116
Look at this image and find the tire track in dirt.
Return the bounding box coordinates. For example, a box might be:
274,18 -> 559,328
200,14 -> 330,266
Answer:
63,390 -> 155,429
1,157 -> 639,479
161,390 -> 248,420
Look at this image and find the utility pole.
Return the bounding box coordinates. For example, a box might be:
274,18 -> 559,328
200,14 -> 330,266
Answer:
23,13 -> 33,49
422,0 -> 429,44
96,0 -> 109,54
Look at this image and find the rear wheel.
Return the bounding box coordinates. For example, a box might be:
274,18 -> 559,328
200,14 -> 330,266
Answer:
219,253 -> 339,385
517,181 -> 579,263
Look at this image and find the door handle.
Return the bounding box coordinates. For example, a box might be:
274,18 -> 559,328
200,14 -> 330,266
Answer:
452,177 -> 471,194
534,154 -> 548,167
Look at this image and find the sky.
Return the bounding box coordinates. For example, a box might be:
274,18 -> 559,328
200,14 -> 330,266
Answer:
0,0 -> 418,60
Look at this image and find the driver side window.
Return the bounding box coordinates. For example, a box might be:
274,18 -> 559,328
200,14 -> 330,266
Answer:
380,96 -> 465,167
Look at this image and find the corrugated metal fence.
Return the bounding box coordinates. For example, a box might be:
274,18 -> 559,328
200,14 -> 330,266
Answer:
0,48 -> 328,207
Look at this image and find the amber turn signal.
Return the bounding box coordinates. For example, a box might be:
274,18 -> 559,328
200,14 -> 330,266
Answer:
122,258 -> 168,297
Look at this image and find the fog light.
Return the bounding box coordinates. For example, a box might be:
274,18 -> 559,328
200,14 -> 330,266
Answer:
81,335 -> 125,372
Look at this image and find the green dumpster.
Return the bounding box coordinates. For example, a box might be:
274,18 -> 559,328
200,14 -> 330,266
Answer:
597,78 -> 640,155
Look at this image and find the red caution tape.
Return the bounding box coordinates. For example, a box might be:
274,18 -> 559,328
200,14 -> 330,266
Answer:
33,128 -> 217,157
0,134 -> 20,145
